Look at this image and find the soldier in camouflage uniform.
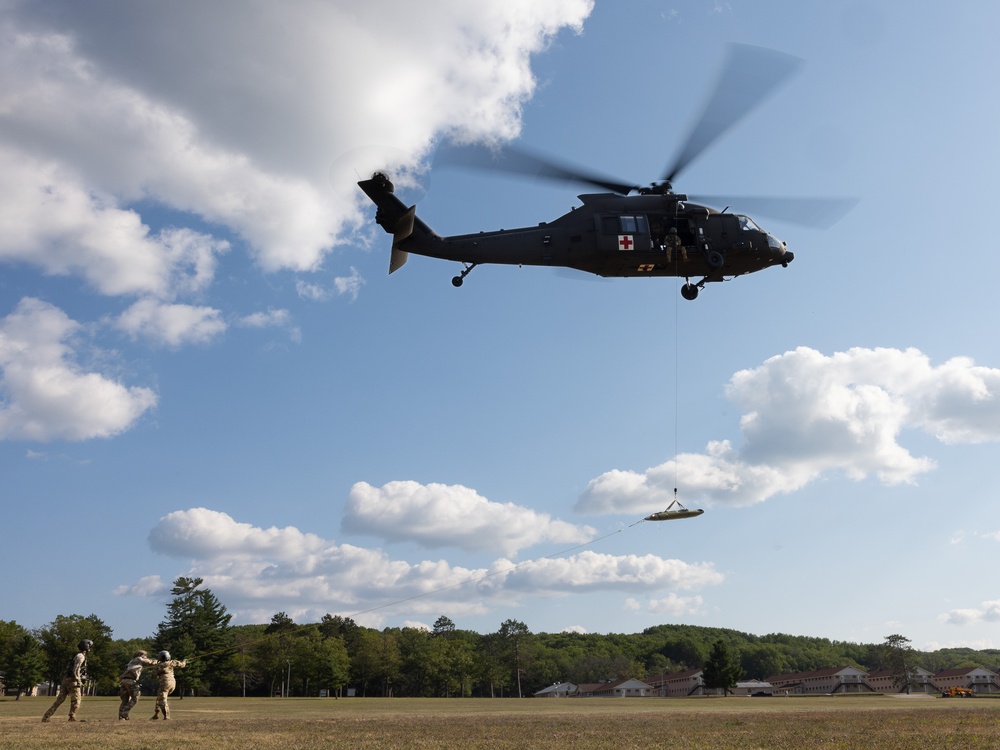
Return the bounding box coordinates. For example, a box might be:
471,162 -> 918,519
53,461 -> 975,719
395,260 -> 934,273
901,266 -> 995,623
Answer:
150,651 -> 187,720
118,650 -> 158,720
42,639 -> 92,722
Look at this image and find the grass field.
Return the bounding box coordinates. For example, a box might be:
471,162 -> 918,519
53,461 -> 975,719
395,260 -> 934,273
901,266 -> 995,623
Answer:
2,694 -> 998,749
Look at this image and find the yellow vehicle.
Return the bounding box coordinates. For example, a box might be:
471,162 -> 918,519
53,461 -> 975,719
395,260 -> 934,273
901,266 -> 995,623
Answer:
941,686 -> 974,697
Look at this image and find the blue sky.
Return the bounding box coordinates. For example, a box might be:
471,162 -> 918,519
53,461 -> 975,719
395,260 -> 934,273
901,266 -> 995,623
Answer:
3,0 -> 999,651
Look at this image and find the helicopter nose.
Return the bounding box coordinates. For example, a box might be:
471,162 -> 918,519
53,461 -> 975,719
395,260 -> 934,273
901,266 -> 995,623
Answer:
766,233 -> 791,264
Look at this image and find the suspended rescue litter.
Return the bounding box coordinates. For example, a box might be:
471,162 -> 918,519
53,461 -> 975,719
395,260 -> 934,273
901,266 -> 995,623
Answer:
644,498 -> 704,522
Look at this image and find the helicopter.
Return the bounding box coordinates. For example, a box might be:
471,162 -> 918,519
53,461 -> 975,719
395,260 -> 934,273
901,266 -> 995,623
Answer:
358,44 -> 854,300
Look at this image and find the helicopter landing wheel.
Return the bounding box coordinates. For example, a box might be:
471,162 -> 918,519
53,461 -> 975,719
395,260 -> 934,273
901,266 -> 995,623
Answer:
451,262 -> 478,288
706,250 -> 724,270
681,283 -> 699,301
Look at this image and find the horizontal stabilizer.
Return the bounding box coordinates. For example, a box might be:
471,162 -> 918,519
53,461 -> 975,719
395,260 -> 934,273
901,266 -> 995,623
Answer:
390,247 -> 408,273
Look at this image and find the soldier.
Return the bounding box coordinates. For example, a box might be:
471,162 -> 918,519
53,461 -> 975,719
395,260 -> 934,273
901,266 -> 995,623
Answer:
664,227 -> 684,263
118,650 -> 158,720
150,651 -> 187,720
42,639 -> 92,722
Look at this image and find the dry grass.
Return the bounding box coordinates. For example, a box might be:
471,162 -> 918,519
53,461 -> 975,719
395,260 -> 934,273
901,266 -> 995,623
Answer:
2,694 -> 998,749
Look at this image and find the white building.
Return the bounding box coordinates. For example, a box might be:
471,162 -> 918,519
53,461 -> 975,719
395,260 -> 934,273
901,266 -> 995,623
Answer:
534,682 -> 577,698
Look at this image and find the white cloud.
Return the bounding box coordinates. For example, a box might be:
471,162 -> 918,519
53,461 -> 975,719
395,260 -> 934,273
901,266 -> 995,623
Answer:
113,574 -> 166,597
940,599 -> 1000,627
334,267 -> 365,301
924,638 -> 998,651
0,147 -> 229,299
579,347 -> 1000,514
116,298 -> 226,348
295,280 -> 330,302
949,530 -> 1000,546
0,297 -> 157,441
562,625 -> 588,634
139,506 -> 718,625
237,309 -> 291,330
646,593 -> 706,617
344,480 -> 596,556
1,0 -> 594,289
236,308 -> 301,343
497,550 -> 723,593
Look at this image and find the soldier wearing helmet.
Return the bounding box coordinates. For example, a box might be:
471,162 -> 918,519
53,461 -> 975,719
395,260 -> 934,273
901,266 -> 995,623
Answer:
117,650 -> 159,720
150,651 -> 187,720
42,639 -> 93,722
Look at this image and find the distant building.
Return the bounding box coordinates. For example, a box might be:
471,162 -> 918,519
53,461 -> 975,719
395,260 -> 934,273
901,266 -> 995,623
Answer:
657,669 -> 706,697
934,667 -> 1000,695
732,679 -> 774,696
538,663 -> 1000,701
866,667 -> 934,694
534,682 -> 577,698
767,667 -> 868,695
573,679 -> 653,697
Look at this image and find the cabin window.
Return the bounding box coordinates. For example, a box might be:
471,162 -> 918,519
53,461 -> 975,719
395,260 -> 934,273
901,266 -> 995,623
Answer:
738,214 -> 761,232
601,215 -> 649,234
620,215 -> 648,234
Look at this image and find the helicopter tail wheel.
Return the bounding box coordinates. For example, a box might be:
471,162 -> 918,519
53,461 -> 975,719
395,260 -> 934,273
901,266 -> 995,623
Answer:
452,262 -> 478,288
706,250 -> 724,270
681,283 -> 699,301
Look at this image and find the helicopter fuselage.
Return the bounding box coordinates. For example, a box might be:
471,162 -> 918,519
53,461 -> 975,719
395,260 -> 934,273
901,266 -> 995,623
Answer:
359,172 -> 793,298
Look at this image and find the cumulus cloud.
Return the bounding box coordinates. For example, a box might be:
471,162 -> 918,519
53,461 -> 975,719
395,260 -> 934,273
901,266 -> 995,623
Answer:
235,308 -> 301,343
0,1 -> 597,437
626,594 -> 706,617
2,0 -> 594,289
579,347 -> 1000,514
112,574 -> 166,597
344,480 -> 596,556
940,600 -> 1000,627
497,550 -> 723,593
0,297 -> 157,441
0,147 -> 230,299
116,298 -> 227,347
139,507 -> 718,624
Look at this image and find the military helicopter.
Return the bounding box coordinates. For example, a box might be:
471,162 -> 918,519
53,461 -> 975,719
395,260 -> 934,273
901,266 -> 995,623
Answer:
358,45 -> 854,300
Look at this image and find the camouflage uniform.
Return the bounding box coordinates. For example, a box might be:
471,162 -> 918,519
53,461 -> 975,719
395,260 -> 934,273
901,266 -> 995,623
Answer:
150,659 -> 187,719
664,229 -> 685,262
42,648 -> 89,722
118,651 -> 158,720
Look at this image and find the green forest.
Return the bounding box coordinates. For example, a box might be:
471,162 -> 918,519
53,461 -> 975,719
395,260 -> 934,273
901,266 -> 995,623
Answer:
3,577 -> 997,699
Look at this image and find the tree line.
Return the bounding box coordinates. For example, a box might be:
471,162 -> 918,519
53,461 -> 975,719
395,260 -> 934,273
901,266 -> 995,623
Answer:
2,577 -> 998,698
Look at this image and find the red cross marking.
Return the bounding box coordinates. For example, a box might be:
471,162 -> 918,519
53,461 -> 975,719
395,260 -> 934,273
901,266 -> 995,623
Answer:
618,235 -> 633,251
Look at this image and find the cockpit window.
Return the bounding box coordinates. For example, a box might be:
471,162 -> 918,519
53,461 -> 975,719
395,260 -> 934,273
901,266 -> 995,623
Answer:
737,215 -> 762,232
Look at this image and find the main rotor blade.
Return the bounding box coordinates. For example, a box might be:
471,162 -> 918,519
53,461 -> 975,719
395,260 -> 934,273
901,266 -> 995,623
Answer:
689,195 -> 859,229
664,44 -> 804,184
434,142 -> 636,194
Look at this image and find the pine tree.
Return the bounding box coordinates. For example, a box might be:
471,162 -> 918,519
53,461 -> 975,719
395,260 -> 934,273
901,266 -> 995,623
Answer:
154,576 -> 233,696
881,634 -> 917,694
702,639 -> 745,695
